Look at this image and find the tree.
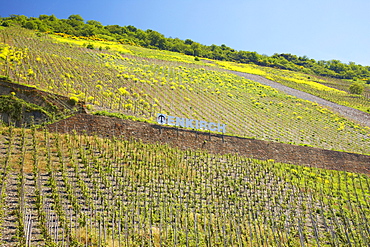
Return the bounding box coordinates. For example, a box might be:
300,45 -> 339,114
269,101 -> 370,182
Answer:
68,14 -> 84,22
349,82 -> 364,95
86,20 -> 103,28
146,30 -> 167,49
328,59 -> 345,73
67,14 -> 84,28
105,25 -> 123,35
184,39 -> 193,45
48,15 -> 58,21
191,42 -> 202,57
80,25 -> 98,36
10,15 -> 28,24
24,21 -> 37,30
39,15 -> 49,20
168,38 -> 187,53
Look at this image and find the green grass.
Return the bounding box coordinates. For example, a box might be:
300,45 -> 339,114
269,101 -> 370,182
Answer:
93,110 -> 155,123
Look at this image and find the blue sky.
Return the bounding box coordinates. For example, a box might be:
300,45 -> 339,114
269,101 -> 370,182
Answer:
2,0 -> 370,66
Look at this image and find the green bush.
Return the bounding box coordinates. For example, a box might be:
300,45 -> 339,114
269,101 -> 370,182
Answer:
68,96 -> 79,105
349,82 -> 364,95
86,44 -> 94,49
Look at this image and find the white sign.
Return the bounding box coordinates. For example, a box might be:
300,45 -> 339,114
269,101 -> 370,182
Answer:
156,113 -> 226,133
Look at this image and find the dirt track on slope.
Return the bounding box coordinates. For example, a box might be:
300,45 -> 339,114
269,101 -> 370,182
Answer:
230,71 -> 370,128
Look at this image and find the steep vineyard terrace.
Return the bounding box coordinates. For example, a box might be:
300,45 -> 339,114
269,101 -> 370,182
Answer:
47,113 -> 370,175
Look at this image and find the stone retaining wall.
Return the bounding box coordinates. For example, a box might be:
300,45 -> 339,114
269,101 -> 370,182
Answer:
47,113 -> 370,175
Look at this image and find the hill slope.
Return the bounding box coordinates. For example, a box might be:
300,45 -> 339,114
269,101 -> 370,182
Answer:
0,127 -> 369,246
3,14 -> 370,81
0,26 -> 369,154
229,70 -> 370,127
0,23 -> 369,247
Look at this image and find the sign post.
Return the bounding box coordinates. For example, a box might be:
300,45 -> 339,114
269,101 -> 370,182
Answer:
156,113 -> 226,133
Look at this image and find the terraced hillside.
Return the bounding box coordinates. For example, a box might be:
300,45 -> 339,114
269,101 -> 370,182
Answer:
1,27 -> 369,155
0,21 -> 369,247
217,61 -> 370,114
0,127 -> 369,246
228,70 -> 370,128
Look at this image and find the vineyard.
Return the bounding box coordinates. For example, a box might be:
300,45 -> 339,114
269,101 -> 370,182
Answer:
216,61 -> 370,114
0,27 -> 369,154
0,24 -> 370,246
0,126 -> 369,246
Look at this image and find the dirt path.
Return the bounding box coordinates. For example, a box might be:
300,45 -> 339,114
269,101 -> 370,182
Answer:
230,71 -> 370,128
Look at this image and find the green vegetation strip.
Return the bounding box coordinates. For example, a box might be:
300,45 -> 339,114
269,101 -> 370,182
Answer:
93,110 -> 155,123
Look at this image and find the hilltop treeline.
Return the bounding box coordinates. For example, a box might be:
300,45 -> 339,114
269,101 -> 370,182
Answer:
2,14 -> 370,81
